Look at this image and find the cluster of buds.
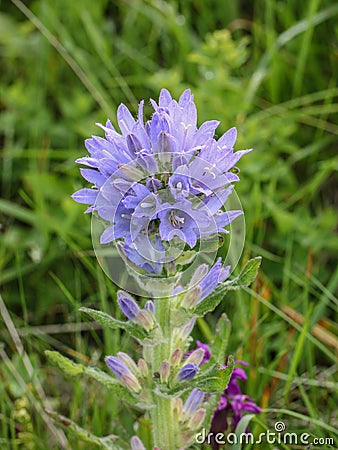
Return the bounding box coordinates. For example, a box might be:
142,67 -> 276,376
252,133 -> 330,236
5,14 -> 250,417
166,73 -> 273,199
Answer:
154,346 -> 206,389
173,389 -> 207,447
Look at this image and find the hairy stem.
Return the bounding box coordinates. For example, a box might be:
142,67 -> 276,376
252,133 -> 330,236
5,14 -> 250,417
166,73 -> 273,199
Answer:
151,298 -> 176,449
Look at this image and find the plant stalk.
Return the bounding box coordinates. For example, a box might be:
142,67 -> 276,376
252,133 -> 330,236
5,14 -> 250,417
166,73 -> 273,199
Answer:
151,297 -> 176,449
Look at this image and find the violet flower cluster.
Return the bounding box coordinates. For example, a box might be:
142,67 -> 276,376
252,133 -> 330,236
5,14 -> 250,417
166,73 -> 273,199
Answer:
68,88 -> 260,450
72,89 -> 250,274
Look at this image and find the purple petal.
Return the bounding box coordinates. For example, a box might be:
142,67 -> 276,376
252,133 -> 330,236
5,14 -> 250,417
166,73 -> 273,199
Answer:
80,168 -> 106,187
218,127 -> 237,148
71,188 -> 98,205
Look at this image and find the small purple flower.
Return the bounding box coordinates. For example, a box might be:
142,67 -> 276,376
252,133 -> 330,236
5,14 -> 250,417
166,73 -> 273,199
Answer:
105,355 -> 130,379
144,300 -> 154,313
182,389 -> 204,417
117,290 -> 140,320
177,363 -> 199,382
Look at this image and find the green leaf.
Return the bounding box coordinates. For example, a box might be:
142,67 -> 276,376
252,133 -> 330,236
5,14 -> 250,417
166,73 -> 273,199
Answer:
45,351 -> 136,404
209,313 -> 231,364
79,307 -> 148,340
193,257 -> 262,316
45,350 -> 84,376
228,256 -> 262,289
193,283 -> 230,316
195,356 -> 234,393
46,409 -> 127,449
231,414 -> 256,450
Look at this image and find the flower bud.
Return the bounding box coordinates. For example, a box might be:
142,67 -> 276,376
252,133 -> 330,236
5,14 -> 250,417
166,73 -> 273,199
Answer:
170,348 -> 183,366
182,389 -> 204,419
122,372 -> 142,394
177,364 -> 199,382
117,352 -> 139,375
105,356 -> 130,379
135,310 -> 155,331
159,360 -> 170,383
190,264 -> 209,287
184,348 -> 205,366
144,300 -> 154,313
137,358 -> 149,378
173,318 -> 196,346
180,286 -> 201,309
172,397 -> 183,422
188,408 -> 206,430
130,436 -> 145,450
117,291 -> 140,320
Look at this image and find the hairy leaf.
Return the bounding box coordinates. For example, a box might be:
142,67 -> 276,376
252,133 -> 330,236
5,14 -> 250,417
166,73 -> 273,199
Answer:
45,351 -> 136,404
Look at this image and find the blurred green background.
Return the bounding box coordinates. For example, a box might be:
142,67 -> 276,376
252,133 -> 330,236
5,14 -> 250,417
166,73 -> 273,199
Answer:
0,0 -> 337,449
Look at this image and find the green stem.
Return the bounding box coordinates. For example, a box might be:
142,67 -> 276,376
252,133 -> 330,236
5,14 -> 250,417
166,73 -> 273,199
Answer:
151,297 -> 176,450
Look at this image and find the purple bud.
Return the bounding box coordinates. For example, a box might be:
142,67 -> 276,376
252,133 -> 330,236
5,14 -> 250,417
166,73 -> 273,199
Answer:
130,436 -> 146,450
117,352 -> 139,375
144,300 -> 154,313
183,389 -> 204,416
117,291 -> 140,320
177,364 -> 199,382
105,356 -> 130,379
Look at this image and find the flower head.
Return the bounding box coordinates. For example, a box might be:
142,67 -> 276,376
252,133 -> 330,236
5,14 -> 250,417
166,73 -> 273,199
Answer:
72,89 -> 250,275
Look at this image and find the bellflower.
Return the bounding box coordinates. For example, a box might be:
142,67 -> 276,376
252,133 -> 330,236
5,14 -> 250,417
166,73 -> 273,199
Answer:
72,89 -> 250,274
